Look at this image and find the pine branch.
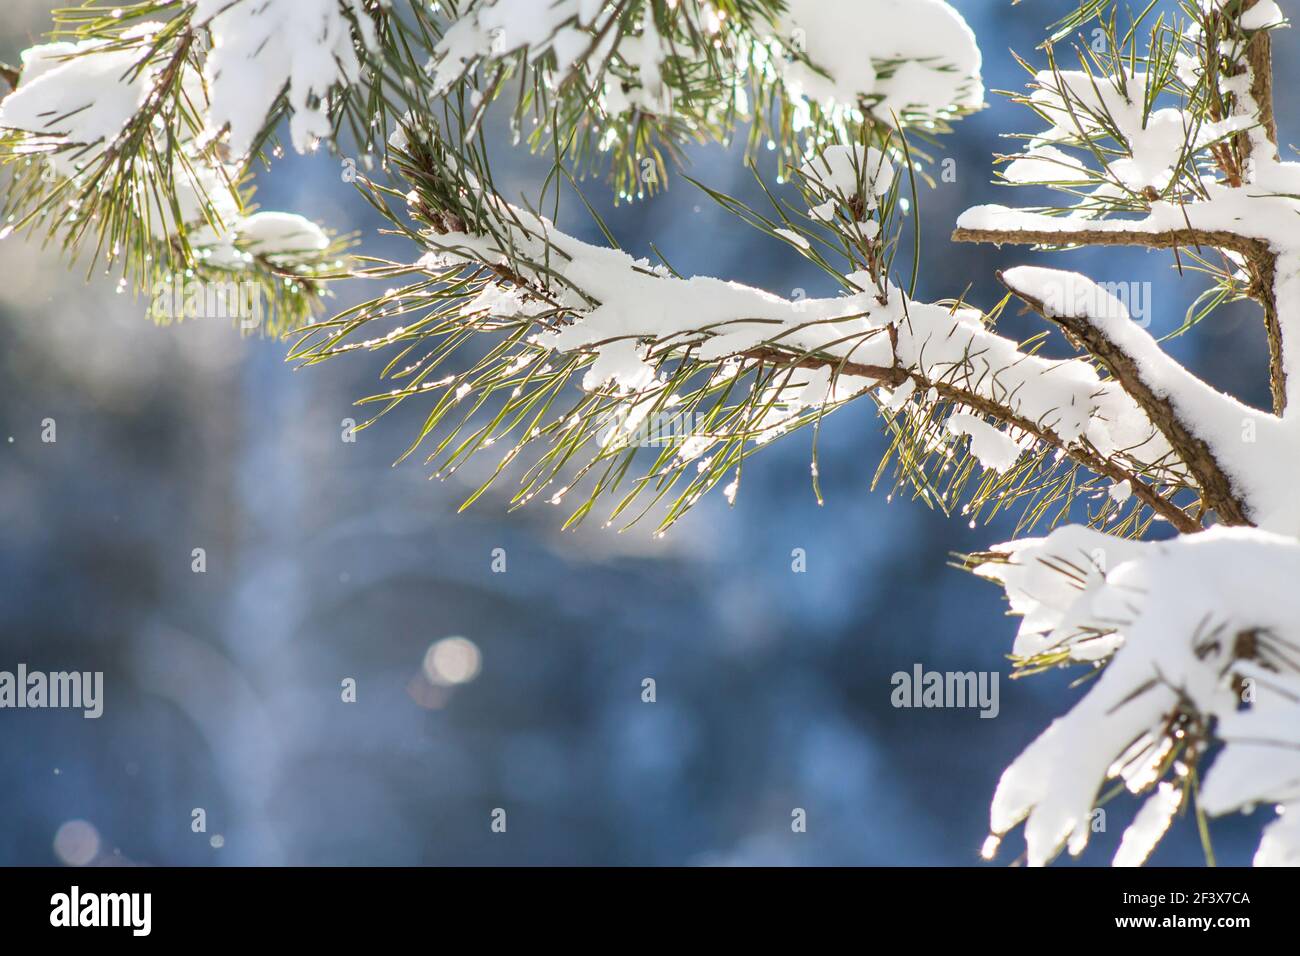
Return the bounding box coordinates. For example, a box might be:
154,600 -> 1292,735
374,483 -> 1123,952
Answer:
951,219 -> 1269,259
304,94 -> 1193,536
965,0 -> 1290,417
749,330 -> 1197,533
911,373 -> 1195,533
999,269 -> 1249,526
953,217 -> 1284,418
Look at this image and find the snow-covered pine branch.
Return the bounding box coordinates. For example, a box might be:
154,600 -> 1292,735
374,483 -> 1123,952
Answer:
7,0 -> 1300,868
0,0 -> 388,330
957,0 -> 1300,866
293,119 -> 1200,534
308,0 -> 1300,867
429,0 -> 982,197
0,0 -> 983,325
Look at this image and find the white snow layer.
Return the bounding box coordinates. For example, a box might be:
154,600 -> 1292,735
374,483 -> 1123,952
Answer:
431,0 -> 982,124
1113,782 -> 1183,867
196,0 -> 377,157
0,33 -> 158,175
0,2 -> 377,162
800,145 -> 895,222
774,0 -> 982,120
416,168 -> 1174,469
946,414 -> 1024,473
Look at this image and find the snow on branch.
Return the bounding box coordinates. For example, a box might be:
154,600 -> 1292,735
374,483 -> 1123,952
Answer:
0,2 -> 373,328
427,0 -> 983,198
1,0 -> 985,322
1000,266 -> 1257,526
430,0 -> 983,126
291,122 -> 1195,534
974,524 -> 1300,866
765,0 -> 983,123
954,0 -> 1299,417
960,0 -> 1300,868
954,2 -> 1300,536
195,0 -> 379,158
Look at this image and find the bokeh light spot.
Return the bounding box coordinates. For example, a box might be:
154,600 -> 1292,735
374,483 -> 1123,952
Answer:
423,636 -> 482,687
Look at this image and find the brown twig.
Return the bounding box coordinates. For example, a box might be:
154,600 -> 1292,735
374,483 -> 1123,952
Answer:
952,223 -> 1270,259
1234,0 -> 1285,412
742,344 -> 1199,533
1235,0 -> 1280,164
923,375 -> 1198,532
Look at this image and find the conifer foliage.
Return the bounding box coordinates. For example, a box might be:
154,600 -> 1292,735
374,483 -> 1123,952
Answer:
4,0 -> 1298,866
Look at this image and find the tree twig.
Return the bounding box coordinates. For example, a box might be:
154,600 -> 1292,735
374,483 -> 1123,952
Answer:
742,344 -> 1200,533
952,223 -> 1270,259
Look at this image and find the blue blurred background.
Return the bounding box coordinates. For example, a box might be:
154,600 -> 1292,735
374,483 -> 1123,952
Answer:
0,0 -> 1289,865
